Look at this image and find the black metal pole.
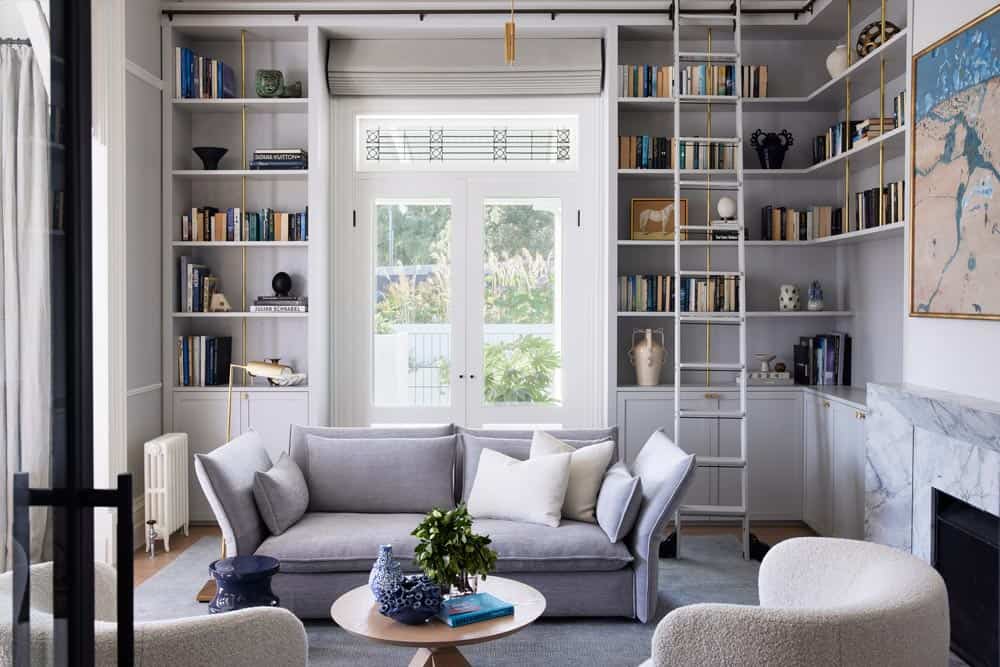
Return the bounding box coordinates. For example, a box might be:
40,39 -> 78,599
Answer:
12,473 -> 30,667
116,474 -> 135,664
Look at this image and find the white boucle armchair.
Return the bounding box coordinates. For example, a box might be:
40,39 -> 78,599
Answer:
0,561 -> 308,666
643,537 -> 950,667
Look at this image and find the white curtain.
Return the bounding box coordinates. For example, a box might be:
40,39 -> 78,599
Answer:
0,44 -> 51,570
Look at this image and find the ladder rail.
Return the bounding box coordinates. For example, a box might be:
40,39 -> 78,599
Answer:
735,0 -> 750,560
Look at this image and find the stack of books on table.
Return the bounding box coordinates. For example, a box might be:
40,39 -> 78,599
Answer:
436,593 -> 513,627
250,295 -> 308,313
852,116 -> 897,146
250,148 -> 308,170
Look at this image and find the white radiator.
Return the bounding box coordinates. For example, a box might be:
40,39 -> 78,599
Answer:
144,433 -> 190,552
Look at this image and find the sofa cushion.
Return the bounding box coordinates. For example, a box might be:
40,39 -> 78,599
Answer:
458,427 -> 618,503
303,434 -> 456,513
290,424 -> 455,478
596,462 -> 643,543
253,452 -> 309,535
467,448 -> 572,528
530,431 -> 616,523
255,512 -> 633,574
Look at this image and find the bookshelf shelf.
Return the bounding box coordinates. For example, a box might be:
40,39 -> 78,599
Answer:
172,98 -> 309,114
172,312 -> 309,319
172,169 -> 308,180
616,222 -> 904,248
173,385 -> 309,393
171,241 -> 309,248
616,311 -> 853,318
744,126 -> 906,178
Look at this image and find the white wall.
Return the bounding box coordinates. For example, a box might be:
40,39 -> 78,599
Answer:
901,0 -> 1000,401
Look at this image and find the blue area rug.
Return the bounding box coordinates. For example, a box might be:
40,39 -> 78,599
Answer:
136,534 -> 759,666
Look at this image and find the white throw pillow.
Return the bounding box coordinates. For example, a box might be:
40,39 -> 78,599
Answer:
467,448 -> 572,528
530,431 -> 616,523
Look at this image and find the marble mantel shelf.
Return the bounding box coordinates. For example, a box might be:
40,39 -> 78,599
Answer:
867,383 -> 1000,454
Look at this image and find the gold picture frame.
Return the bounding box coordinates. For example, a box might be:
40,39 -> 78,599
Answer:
909,4 -> 1000,320
630,198 -> 688,241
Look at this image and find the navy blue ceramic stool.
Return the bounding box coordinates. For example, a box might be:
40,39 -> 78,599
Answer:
209,555 -> 280,614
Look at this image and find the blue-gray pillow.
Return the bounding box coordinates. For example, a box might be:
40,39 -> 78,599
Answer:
253,452 -> 309,536
596,462 -> 643,543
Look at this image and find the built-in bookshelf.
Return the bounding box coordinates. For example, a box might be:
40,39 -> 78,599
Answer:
610,1 -> 908,402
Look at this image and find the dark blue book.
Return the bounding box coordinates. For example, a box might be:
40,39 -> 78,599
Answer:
436,593 -> 513,628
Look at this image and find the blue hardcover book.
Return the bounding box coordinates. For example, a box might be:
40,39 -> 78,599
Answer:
221,61 -> 236,99
436,593 -> 513,628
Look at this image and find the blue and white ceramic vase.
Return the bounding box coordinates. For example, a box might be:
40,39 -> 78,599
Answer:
369,544 -> 403,599
376,574 -> 444,625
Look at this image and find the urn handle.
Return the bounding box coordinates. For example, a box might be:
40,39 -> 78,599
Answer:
749,128 -> 765,149
778,129 -> 794,147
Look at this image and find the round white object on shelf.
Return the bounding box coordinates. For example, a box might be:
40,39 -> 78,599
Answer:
717,196 -> 737,220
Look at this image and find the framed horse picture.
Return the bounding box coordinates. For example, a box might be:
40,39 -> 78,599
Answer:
630,198 -> 688,241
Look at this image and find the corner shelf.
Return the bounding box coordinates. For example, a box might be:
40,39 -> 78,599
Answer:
744,126 -> 906,178
616,311 -> 853,318
172,98 -> 309,114
616,222 -> 904,248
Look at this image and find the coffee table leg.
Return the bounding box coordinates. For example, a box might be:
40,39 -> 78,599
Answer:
408,646 -> 471,667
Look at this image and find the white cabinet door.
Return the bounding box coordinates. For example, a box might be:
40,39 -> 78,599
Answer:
245,391 -> 310,463
172,391 -> 240,523
617,391 -> 715,507
833,403 -> 866,539
803,394 -> 834,535
718,392 -> 803,520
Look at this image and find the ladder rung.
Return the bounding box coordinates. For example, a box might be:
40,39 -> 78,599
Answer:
680,504 -> 746,517
677,136 -> 740,145
679,410 -> 746,420
695,456 -> 747,468
678,362 -> 745,371
676,95 -> 739,104
679,223 -> 741,231
678,180 -> 741,190
678,314 -> 743,324
678,13 -> 735,20
678,51 -> 739,61
677,270 -> 741,277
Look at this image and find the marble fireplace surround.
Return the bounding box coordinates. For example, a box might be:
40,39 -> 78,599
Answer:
865,383 -> 1000,562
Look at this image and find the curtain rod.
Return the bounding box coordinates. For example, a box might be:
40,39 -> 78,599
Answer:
164,2 -> 815,22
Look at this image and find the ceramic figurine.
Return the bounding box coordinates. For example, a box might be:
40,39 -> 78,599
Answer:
856,21 -> 900,57
779,284 -> 800,311
717,196 -> 737,221
255,69 -> 285,98
750,129 -> 793,169
209,293 -> 232,312
826,45 -> 849,78
628,329 -> 666,387
808,280 -> 825,311
369,545 -> 404,599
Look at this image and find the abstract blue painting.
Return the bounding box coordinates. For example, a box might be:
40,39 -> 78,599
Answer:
911,7 -> 1000,318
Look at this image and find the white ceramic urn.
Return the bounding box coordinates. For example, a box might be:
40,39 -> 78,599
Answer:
629,329 -> 666,386
778,284 -> 801,311
826,45 -> 849,78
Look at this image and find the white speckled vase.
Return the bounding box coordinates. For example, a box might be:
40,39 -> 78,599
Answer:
779,284 -> 801,311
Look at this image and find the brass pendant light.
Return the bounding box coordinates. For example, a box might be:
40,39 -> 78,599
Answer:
504,0 -> 516,64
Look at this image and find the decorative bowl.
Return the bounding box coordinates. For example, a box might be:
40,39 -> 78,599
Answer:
376,574 -> 444,625
193,146 -> 228,170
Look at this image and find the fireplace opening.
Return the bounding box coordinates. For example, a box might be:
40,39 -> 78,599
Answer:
932,489 -> 999,667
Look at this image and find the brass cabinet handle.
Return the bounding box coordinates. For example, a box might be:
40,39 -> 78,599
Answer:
823,400 -> 831,408
856,410 -> 867,420
704,392 -> 721,399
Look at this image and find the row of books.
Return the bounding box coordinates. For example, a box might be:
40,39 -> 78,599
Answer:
855,181 -> 905,229
250,148 -> 308,170
174,47 -> 236,99
181,207 -> 309,242
852,116 -> 898,146
811,121 -> 855,164
760,205 -> 845,241
793,333 -> 852,386
178,257 -> 218,313
618,275 -> 740,313
250,296 -> 309,313
619,136 -> 735,170
891,91 -> 906,125
176,336 -> 233,386
618,64 -> 768,98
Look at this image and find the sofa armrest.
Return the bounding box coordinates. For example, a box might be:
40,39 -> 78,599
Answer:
649,603 -> 840,666
625,429 -> 696,623
132,608 -> 307,667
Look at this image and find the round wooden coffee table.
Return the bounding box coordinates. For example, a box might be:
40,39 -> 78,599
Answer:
331,576 -> 546,667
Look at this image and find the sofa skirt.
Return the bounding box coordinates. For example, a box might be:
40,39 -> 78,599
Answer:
273,569 -> 636,620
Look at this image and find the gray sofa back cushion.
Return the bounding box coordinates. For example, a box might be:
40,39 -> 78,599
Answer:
304,434 -> 457,513
253,452 -> 310,536
457,426 -> 618,503
289,424 -> 454,478
194,429 -> 273,556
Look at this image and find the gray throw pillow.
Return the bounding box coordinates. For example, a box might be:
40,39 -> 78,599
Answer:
595,462 -> 643,543
253,452 -> 309,536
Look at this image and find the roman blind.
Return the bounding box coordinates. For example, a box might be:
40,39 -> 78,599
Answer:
327,38 -> 603,96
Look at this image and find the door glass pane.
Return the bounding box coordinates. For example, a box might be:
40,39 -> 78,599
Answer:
482,198 -> 561,405
373,201 -> 452,406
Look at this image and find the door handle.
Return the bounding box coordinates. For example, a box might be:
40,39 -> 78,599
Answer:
469,374 -> 476,380
458,374 -> 465,379
823,401 -> 831,408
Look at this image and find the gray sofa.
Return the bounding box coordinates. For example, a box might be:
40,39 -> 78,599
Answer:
194,424 -> 694,623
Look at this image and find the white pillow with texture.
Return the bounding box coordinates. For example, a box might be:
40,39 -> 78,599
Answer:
530,431 -> 616,523
467,448 -> 572,528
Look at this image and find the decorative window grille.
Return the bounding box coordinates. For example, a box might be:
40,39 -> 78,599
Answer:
357,115 -> 578,172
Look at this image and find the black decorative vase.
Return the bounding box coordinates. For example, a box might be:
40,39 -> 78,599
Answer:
208,556 -> 280,614
272,272 -> 293,297
750,129 -> 794,169
193,146 -> 228,170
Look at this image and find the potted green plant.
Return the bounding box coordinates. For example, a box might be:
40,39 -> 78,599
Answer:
411,505 -> 498,596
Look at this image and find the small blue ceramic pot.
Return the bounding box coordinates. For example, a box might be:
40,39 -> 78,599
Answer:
376,574 -> 444,625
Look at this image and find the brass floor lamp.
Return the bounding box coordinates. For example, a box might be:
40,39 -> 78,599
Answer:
196,360 -> 292,603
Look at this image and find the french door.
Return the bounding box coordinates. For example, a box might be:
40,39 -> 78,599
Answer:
360,173 -> 596,428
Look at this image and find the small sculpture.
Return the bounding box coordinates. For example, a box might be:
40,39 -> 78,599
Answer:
193,146 -> 228,170
750,129 -> 794,169
255,69 -> 303,98
628,329 -> 666,387
857,21 -> 901,58
774,361 -> 787,373
209,293 -> 232,312
779,284 -> 800,311
755,353 -> 776,373
272,272 -> 293,297
808,281 -> 825,311
826,44 -> 849,78
717,196 -> 737,221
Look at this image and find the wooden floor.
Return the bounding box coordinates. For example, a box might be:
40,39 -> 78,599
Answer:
133,522 -> 814,588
